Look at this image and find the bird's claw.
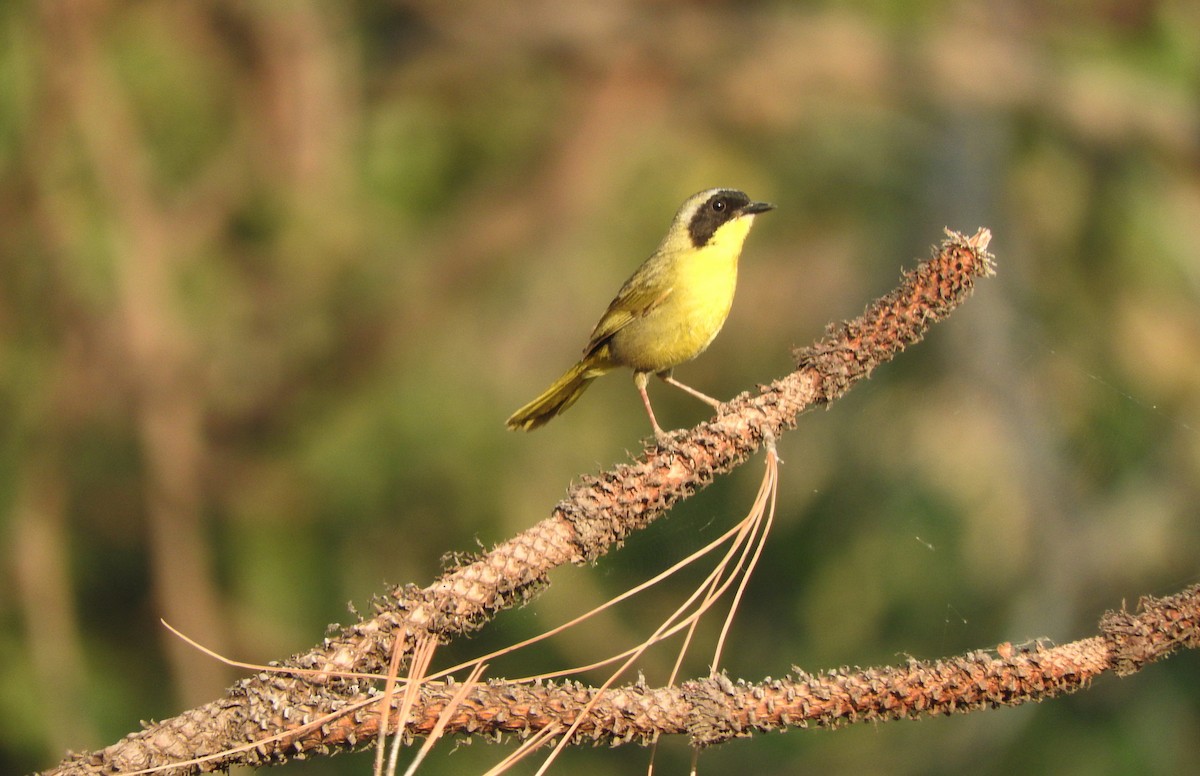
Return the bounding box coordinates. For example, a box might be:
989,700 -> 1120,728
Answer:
651,426 -> 686,448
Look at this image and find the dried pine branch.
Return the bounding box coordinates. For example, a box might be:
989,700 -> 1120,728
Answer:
121,583 -> 1200,754
45,229 -> 997,775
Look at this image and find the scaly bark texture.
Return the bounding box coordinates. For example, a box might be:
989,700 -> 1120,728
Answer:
52,582 -> 1198,770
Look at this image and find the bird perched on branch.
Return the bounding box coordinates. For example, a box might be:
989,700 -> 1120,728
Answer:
506,188 -> 773,442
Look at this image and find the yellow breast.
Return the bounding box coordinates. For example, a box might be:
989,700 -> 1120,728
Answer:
608,216 -> 752,372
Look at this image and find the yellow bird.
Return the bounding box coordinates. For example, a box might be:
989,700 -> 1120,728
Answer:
506,188 -> 773,441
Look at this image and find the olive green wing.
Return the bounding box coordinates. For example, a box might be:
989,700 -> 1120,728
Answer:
583,278 -> 672,357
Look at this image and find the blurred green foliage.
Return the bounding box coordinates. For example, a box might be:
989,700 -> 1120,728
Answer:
2,1 -> 1200,774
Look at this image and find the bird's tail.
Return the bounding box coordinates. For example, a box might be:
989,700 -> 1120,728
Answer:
506,358 -> 608,431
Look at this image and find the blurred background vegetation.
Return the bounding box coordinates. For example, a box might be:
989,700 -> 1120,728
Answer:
3,1 -> 1199,774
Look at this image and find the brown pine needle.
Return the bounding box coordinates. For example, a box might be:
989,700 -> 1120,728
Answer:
534,445 -> 784,775
689,439 -> 780,775
160,618 -> 383,683
436,507 -> 757,685
671,469 -> 773,685
650,440 -> 780,775
711,435 -> 779,672
374,631 -> 409,776
404,661 -> 487,776
515,509 -> 763,684
484,723 -> 565,776
386,635 -> 438,776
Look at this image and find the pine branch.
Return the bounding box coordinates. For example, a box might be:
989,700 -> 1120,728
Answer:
74,583 -> 1197,757
44,229 -> 997,775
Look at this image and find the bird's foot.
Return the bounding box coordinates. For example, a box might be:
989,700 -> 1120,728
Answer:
660,375 -> 723,409
651,426 -> 687,448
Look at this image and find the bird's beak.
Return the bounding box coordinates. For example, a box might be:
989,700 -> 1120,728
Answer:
740,201 -> 775,215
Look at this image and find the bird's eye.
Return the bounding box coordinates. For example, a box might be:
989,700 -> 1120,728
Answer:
712,199 -> 726,212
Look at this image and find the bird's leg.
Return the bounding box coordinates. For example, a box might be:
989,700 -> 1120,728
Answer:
659,371 -> 722,409
634,372 -> 670,444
